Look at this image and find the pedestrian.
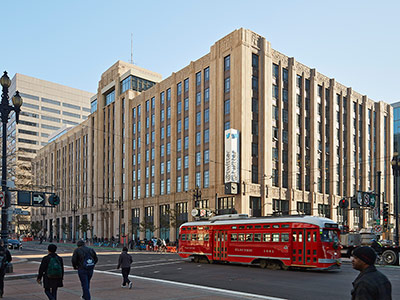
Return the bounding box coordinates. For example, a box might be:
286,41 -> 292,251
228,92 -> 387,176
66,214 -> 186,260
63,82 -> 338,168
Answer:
72,240 -> 98,300
117,247 -> 133,289
0,240 -> 12,298
37,244 -> 64,300
351,246 -> 392,300
40,235 -> 43,244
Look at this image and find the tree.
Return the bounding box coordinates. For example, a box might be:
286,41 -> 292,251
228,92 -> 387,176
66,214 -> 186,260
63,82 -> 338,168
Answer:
140,219 -> 155,238
78,217 -> 93,239
31,221 -> 42,236
167,208 -> 187,232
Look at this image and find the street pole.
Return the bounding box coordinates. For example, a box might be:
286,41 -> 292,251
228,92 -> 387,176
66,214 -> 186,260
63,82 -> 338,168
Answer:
72,204 -> 77,243
391,154 -> 400,246
0,72 -> 22,246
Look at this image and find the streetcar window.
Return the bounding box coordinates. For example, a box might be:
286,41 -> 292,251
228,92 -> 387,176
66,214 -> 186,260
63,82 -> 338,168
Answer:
273,225 -> 280,228
198,227 -> 203,230
192,227 -> 197,230
255,225 -> 261,229
181,234 -> 186,241
187,234 -> 191,241
263,225 -> 270,228
205,227 -> 209,230
187,227 -> 191,230
204,234 -> 209,241
192,234 -> 197,241
246,226 -> 253,229
292,232 -> 297,242
298,232 -> 303,242
231,226 -> 237,229
246,234 -> 253,242
307,232 -> 311,242
254,233 -> 261,242
231,234 -> 238,241
321,229 -> 339,243
238,234 -> 245,241
272,233 -> 280,242
281,233 -> 289,242
282,225 -> 289,228
313,232 -> 317,242
198,234 -> 204,241
263,233 -> 271,242
239,226 -> 245,229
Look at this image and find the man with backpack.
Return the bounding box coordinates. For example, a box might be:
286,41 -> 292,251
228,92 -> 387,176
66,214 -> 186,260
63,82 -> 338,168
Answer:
0,240 -> 11,298
72,240 -> 98,300
37,244 -> 63,300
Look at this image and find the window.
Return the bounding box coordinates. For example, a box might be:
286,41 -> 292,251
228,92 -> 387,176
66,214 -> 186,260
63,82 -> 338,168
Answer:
184,136 -> 189,149
177,157 -> 182,170
196,132 -> 201,145
184,78 -> 189,92
204,170 -> 209,188
254,233 -> 261,242
184,117 -> 189,130
177,82 -> 182,96
196,72 -> 201,86
177,102 -> 182,114
196,152 -> 201,166
224,55 -> 230,71
272,233 -> 280,242
196,112 -> 201,126
204,150 -> 209,164
204,67 -> 209,81
224,78 -> 230,93
246,234 -> 253,242
184,98 -> 189,111
105,90 -> 115,105
184,156 -> 189,169
177,120 -> 181,133
204,109 -> 209,123
263,233 -> 271,242
231,234 -> 237,241
224,100 -> 230,115
196,92 -> 201,106
204,129 -> 209,143
204,88 -> 209,102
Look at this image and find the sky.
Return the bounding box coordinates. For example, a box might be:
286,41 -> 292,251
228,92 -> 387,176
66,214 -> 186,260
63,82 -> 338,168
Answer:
1,0 -> 399,103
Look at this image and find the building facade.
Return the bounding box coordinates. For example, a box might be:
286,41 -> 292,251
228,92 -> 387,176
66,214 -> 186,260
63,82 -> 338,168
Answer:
31,29 -> 393,243
7,73 -> 93,188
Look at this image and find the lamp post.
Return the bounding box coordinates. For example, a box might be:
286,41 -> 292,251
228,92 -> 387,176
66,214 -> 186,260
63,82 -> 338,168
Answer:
71,204 -> 77,243
391,153 -> 400,246
117,198 -> 123,245
0,71 -> 22,246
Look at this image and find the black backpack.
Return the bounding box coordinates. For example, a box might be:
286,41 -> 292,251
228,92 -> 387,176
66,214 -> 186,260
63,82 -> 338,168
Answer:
82,249 -> 95,269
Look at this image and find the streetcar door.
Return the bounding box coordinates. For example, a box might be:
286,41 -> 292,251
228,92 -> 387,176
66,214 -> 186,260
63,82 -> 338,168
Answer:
213,230 -> 228,261
304,229 -> 318,266
292,229 -> 305,265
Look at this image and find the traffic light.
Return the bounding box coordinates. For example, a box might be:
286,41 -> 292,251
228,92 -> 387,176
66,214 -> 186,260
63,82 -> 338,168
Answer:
383,203 -> 389,230
339,198 -> 348,209
48,194 -> 60,206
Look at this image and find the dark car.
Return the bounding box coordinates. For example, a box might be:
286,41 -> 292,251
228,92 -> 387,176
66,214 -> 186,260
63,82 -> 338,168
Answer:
7,239 -> 21,249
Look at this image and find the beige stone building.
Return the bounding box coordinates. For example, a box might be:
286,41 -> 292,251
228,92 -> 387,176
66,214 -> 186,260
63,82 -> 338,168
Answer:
31,29 -> 393,242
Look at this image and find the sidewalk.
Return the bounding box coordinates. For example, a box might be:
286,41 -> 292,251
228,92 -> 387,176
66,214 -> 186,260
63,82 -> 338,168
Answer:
2,261 -> 277,300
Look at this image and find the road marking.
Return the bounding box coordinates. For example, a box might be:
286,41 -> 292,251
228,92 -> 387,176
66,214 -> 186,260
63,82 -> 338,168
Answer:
95,269 -> 288,300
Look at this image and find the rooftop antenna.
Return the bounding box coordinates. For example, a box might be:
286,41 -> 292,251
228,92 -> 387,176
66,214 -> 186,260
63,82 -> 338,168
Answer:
130,33 -> 134,64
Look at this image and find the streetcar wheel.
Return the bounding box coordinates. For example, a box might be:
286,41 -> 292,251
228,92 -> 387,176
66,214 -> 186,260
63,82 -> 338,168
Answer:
267,262 -> 281,270
382,250 -> 397,265
260,260 -> 267,269
193,256 -> 200,263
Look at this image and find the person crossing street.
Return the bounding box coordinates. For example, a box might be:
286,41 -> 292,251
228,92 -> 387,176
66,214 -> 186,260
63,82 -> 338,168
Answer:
117,246 -> 133,289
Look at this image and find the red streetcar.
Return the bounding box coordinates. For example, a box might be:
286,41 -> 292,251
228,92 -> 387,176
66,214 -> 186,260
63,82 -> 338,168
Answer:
178,214 -> 341,270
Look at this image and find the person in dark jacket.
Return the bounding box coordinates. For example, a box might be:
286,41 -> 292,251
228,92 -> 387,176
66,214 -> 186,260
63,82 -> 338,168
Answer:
71,240 -> 98,300
0,240 -> 12,298
117,247 -> 133,289
351,246 -> 392,300
37,244 -> 63,300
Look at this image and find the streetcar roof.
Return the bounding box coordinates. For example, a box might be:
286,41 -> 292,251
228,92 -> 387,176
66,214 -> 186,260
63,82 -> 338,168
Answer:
180,215 -> 337,229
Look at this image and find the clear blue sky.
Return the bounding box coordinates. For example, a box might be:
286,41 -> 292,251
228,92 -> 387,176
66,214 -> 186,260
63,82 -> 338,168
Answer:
1,0 -> 399,103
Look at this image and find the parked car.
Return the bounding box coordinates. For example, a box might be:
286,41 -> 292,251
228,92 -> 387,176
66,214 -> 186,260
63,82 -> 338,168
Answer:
8,239 -> 21,249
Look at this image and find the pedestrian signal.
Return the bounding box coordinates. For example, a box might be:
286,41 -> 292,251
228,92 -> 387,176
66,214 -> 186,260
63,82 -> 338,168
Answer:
339,198 -> 348,209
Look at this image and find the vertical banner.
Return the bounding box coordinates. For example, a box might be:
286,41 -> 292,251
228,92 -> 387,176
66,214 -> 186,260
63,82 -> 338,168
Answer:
224,129 -> 240,183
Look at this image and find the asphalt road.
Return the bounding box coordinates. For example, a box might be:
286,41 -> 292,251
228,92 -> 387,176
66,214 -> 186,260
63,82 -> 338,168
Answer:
15,244 -> 400,300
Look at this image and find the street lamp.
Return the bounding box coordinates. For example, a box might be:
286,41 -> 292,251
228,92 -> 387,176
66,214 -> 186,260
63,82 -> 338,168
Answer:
391,153 -> 400,246
1,71 -> 22,246
71,204 -> 77,243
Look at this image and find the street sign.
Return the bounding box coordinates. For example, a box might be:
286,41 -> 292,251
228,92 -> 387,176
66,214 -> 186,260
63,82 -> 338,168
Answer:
373,225 -> 383,235
32,192 -> 45,206
0,191 -> 4,208
17,191 -> 31,206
